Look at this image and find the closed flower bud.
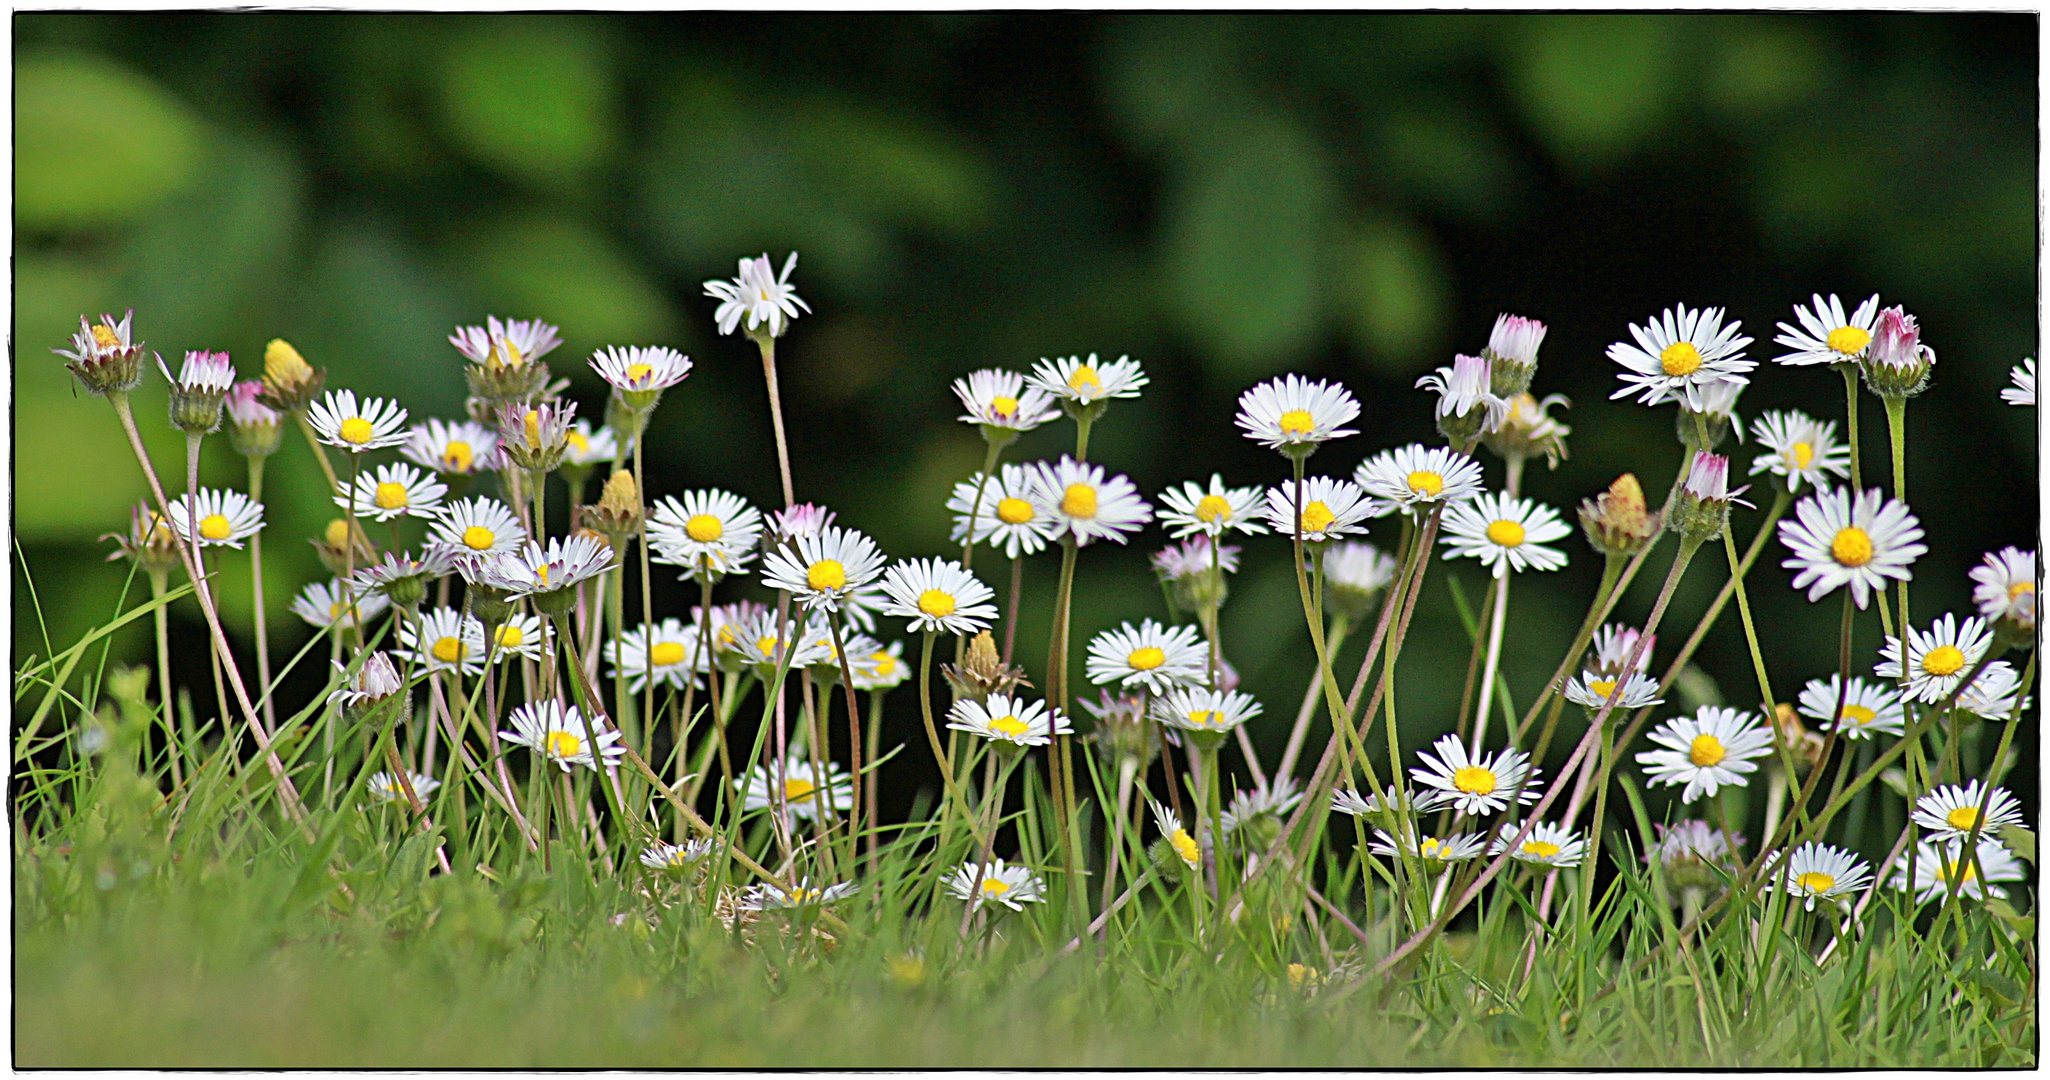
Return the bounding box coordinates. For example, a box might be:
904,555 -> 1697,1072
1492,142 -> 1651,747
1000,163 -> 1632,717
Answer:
1772,703 -> 1826,775
942,630 -> 1032,703
1670,452 -> 1752,543
311,517 -> 378,576
259,338 -> 325,414
1861,306 -> 1934,399
224,381 -> 284,458
577,470 -> 644,544
1082,691 -> 1158,771
497,400 -> 575,473
1579,474 -> 1660,557
1483,313 -> 1547,398
162,350 -> 236,434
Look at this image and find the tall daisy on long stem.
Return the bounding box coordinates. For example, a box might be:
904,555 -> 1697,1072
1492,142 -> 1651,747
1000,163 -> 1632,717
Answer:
705,252 -> 807,508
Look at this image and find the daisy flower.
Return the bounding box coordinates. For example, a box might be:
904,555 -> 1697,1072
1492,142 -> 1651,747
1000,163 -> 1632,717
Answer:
1970,547 -> 2037,632
1781,841 -> 1871,911
951,367 -> 1061,434
1486,313 -> 1548,375
1636,706 -> 1775,803
1957,660 -> 2030,720
1682,378 -> 1747,444
54,309 -> 146,395
1876,613 -> 1994,704
741,759 -> 853,820
336,462 -> 447,523
479,534 -> 617,601
1152,536 -> 1239,584
639,838 -> 716,873
1331,784 -> 1434,820
1778,487 -> 1925,609
1894,837 -> 2026,905
402,418 -> 499,477
1150,686 -> 1263,743
2004,358 -> 2035,406
1772,293 -> 1881,367
590,344 -> 692,396
1913,781 -> 2025,842
449,316 -> 562,368
705,252 -> 809,338
765,502 -> 836,546
351,549 -> 457,606
1411,734 -> 1541,817
291,579 -> 388,629
648,489 -> 763,577
1441,492 -> 1572,578
1588,624 -> 1655,676
843,637 -> 910,691
1263,476 -> 1374,544
1027,353 -> 1148,406
1492,820 -> 1588,868
1608,303 -> 1755,409
1355,443 -> 1485,513
330,651 -> 404,712
728,608 -> 835,671
366,770 -> 441,805
561,420 -> 618,469
160,349 -> 236,432
1029,456 -> 1153,546
1221,778 -> 1305,836
606,618 -> 708,693
740,878 -> 857,910
761,525 -> 886,613
427,496 -> 528,559
1371,830 -> 1488,867
1158,474 -> 1270,539
1795,675 -> 1905,739
1324,541 -> 1398,610
1086,619 -> 1208,693
1416,354 -> 1508,438
880,558 -> 999,636
1152,803 -> 1202,871
484,611 -> 550,663
946,859 -> 1045,912
397,607 -> 487,675
948,463 -> 1061,558
1234,374 -> 1361,453
1648,820 -> 1741,888
948,692 -> 1071,749
1563,670 -> 1664,712
498,700 -> 624,774
307,389 -> 409,453
1747,411 -> 1850,494
167,488 -> 265,549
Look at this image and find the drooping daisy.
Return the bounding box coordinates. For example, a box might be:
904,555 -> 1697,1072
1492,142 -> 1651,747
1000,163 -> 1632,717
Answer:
1876,613 -> 1994,704
449,315 -> 563,368
740,758 -> 854,820
307,389 -> 410,453
484,611 -> 550,663
1608,303 -> 1755,409
951,367 -> 1061,434
1682,378 -> 1747,445
336,462 -> 448,523
397,606 -> 487,675
166,488 -> 265,549
2003,358 -> 2035,406
561,420 -> 618,469
366,770 -> 441,805
330,651 -> 404,712
590,344 -> 692,396
291,579 -> 389,629
1957,660 -> 2031,720
1588,624 -> 1656,676
948,463 -> 1060,559
879,557 -> 999,636
1331,784 -> 1434,820
947,692 -> 1071,749
427,497 -> 528,559
648,489 -> 764,578
1441,492 -> 1572,578
705,252 -> 809,338
1491,820 -> 1587,868
1778,487 -> 1926,609
1415,354 -> 1509,438
639,838 -> 716,873
1263,476 -> 1374,544
1636,706 -> 1775,803
1086,619 -> 1208,693
1026,353 -> 1148,406
1913,781 -> 2025,843
946,858 -> 1045,912
1748,411 -> 1851,494
740,877 -> 858,910
1893,837 -> 2026,905
1563,670 -> 1664,712
1772,293 -> 1881,367
402,418 -> 500,477
1152,803 -> 1202,871
498,699 -> 624,774
1029,456 -> 1153,546
1781,841 -> 1871,911
1234,374 -> 1361,453
1970,547 -> 2037,632
761,525 -> 886,613
1794,675 -> 1905,739
843,637 -> 910,691
1355,443 -> 1485,512
1411,734 -> 1541,817
1150,686 -> 1263,744
1157,474 -> 1271,539
606,618 -> 708,693
351,549 -> 457,608
1371,829 -> 1488,868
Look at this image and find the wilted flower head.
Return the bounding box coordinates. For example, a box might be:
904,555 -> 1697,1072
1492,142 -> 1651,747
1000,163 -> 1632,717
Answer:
1323,541 -> 1398,620
1579,473 -> 1660,558
1417,354 -> 1508,445
55,310 -> 146,396
941,630 -> 1032,703
102,502 -> 184,576
1081,690 -> 1157,770
1480,392 -> 1570,470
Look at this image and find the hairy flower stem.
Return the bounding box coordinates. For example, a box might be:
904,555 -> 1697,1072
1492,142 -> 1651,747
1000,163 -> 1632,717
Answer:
826,610 -> 866,864
633,422 -> 656,762
1929,648 -> 2034,937
1838,364 -> 1862,490
755,334 -> 796,509
1883,395 -> 1911,636
246,455 -> 278,735
1469,569 -> 1511,755
148,570 -> 183,786
1042,538 -> 1082,904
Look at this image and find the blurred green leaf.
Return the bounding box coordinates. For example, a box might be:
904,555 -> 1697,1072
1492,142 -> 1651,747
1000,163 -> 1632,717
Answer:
457,213 -> 683,371
1334,213 -> 1449,374
437,19 -> 618,189
1377,107 -> 1521,222
16,51 -> 205,230
1504,15 -> 1682,167
1703,21 -> 1827,119
123,134 -> 306,345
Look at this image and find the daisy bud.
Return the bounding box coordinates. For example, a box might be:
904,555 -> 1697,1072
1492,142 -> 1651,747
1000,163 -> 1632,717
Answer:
1860,305 -> 1934,399
1080,691 -> 1157,771
464,581 -> 518,630
1480,392 -> 1571,470
258,338 -> 325,414
1646,820 -> 1741,892
1323,541 -> 1398,621
102,501 -> 184,577
224,381 -> 284,458
1483,313 -> 1547,397
941,630 -> 1032,704
54,311 -> 146,397
1579,474 -> 1660,558
455,317 -> 558,406
1670,452 -> 1748,543
578,470 -> 644,546
311,517 -> 378,577
162,350 -> 236,434
1153,537 -> 1237,614
331,651 -> 405,714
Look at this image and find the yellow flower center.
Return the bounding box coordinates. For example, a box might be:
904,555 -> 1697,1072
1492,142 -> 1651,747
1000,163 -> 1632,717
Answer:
567,430 -> 590,455
981,877 -> 1011,895
807,558 -> 847,592
988,714 -> 1029,738
990,395 -> 1018,417
1826,326 -> 1871,355
438,440 -> 474,473
784,778 -> 817,802
1170,829 -> 1200,867
1659,341 -> 1703,377
1486,520 -> 1526,547
339,417 -> 375,445
1688,734 -> 1726,767
374,481 -> 409,510
1186,710 -> 1221,727
1277,409 -> 1316,436
1127,646 -> 1167,670
325,519 -> 352,546
869,651 -> 898,677
1522,840 -> 1562,858
1419,838 -> 1444,858
462,525 -> 497,551
547,730 -> 581,759
755,636 -> 780,656
496,624 -> 525,648
91,323 -> 122,349
432,636 -> 465,664
2010,581 -> 2036,599
650,641 -> 686,667
198,514 -> 233,541
1842,703 -> 1876,726
684,514 -> 723,543
1195,494 -> 1233,522
1453,765 -> 1497,795
1788,442 -> 1815,470
1945,860 -> 1979,884
918,590 -> 957,618
1830,526 -> 1873,567
1796,871 -> 1835,894
1946,806 -> 1981,831
328,601 -> 351,621
523,410 -> 542,450
1287,963 -> 1317,988
1067,365 -> 1100,393
1061,482 -> 1098,518
532,564 -> 550,587
1407,471 -> 1444,498
625,362 -> 654,383
996,497 -> 1035,524
1300,501 -> 1336,534
1921,645 -> 1966,677
1588,679 -> 1618,699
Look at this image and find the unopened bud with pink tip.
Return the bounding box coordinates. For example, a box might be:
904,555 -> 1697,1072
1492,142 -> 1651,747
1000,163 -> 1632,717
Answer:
1861,305 -> 1934,398
1484,313 -> 1547,397
1671,452 -> 1752,542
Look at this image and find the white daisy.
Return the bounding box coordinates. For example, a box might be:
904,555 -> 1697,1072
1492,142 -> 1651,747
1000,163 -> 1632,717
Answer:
397,607 -> 487,675
366,770 -> 441,805
727,608 -> 835,671
1026,353 -> 1148,405
1324,542 -> 1398,605
1263,476 -> 1374,544
2003,358 -> 2035,406
1608,303 -> 1755,409
590,344 -> 692,395
351,549 -> 457,606
1220,778 -> 1305,836
167,488 -> 265,549
291,579 -> 389,630
402,418 -> 499,477
159,348 -> 235,395
1636,706 -> 1775,803
1648,820 -> 1741,885
1772,293 -> 1881,367
879,558 -> 999,636
1894,837 -> 2026,905
1683,379 -> 1747,443
1486,313 -> 1548,372
1795,675 -> 1905,739
1234,374 -> 1362,452
946,858 -> 1045,912
1152,802 -> 1202,870
1157,474 -> 1270,539
1781,841 -> 1871,911
1411,734 -> 1541,817
1373,829 -> 1488,868
1957,660 -> 2030,720
606,618 -> 708,693
1588,624 -> 1655,676
498,699 -> 624,774
449,315 -> 563,368
705,252 -> 809,339
639,838 -> 716,872
1748,411 -> 1851,494
1415,354 -> 1509,437
951,367 -> 1061,433
1876,613 -> 1994,704
1355,443 -> 1486,513
1970,547 -> 2037,632
947,692 -> 1071,749
761,525 -> 886,614
331,651 -> 404,711
1913,781 -> 2025,842
740,758 -> 853,820
1086,619 -> 1208,694
1150,686 -> 1263,743
843,637 -> 910,691
427,497 -> 528,559
484,611 -> 550,663
1152,537 -> 1239,583
1563,670 -> 1664,712
1491,820 -> 1587,868
1778,487 -> 1926,609
1441,492 -> 1572,578
307,389 -> 410,453
336,462 -> 447,523
477,535 -> 617,600
948,463 -> 1060,559
1029,456 -> 1153,546
495,400 -> 578,472
1331,784 -> 1435,820
648,489 -> 764,578
740,877 -> 857,910
561,420 -> 618,468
